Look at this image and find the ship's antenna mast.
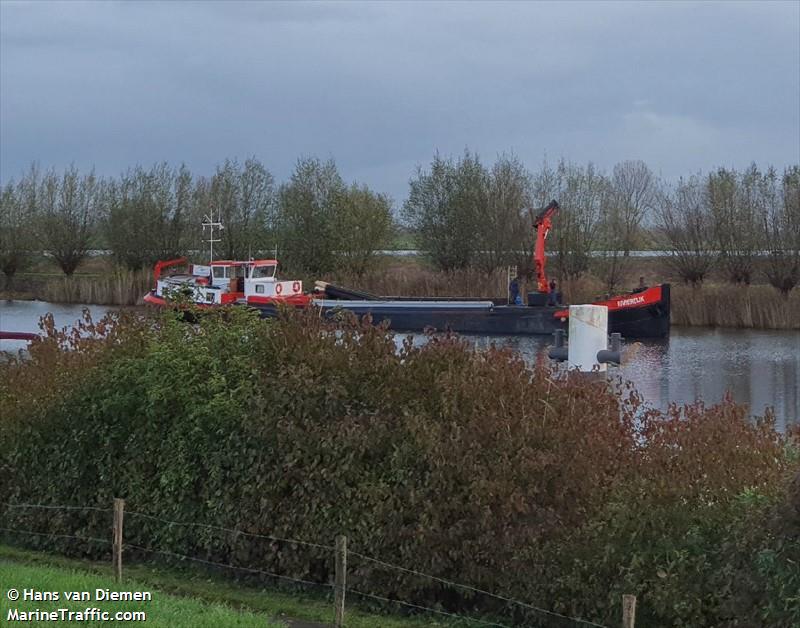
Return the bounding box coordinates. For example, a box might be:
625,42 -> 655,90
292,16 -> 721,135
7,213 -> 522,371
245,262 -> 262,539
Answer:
201,208 -> 224,262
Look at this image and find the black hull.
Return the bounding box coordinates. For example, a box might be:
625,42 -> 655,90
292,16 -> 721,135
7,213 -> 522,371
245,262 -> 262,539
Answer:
319,304 -> 562,335
251,284 -> 671,339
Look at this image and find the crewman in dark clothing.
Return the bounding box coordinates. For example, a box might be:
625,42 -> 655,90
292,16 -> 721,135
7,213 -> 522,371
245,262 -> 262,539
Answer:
548,280 -> 558,306
509,276 -> 520,305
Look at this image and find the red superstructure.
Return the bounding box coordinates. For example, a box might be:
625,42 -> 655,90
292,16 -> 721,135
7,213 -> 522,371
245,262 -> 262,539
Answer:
554,284 -> 664,320
143,258 -> 312,309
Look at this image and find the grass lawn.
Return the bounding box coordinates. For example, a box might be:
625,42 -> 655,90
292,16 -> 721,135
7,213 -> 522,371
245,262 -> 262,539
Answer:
0,545 -> 474,627
1,559 -> 281,627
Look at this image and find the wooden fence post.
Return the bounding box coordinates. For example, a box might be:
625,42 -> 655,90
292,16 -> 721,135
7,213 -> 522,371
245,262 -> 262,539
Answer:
334,535 -> 347,627
622,594 -> 636,628
113,498 -> 125,583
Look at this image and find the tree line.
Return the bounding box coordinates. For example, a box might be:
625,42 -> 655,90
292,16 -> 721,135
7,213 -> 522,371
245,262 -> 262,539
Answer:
0,157 -> 393,278
404,153 -> 799,294
1,154 -> 798,294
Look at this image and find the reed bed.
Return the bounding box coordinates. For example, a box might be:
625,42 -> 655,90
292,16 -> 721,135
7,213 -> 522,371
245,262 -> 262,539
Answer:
671,284 -> 800,330
40,270 -> 151,306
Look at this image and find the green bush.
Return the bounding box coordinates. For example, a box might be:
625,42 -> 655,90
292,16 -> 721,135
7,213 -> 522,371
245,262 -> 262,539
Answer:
1,308 -> 797,626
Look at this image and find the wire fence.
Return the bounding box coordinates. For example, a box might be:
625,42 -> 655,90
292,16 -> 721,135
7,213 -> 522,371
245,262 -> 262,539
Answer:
0,500 -> 621,628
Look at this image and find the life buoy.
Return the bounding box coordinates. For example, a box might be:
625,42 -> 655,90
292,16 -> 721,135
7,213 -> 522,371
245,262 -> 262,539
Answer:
292,281 -> 301,293
275,283 -> 283,295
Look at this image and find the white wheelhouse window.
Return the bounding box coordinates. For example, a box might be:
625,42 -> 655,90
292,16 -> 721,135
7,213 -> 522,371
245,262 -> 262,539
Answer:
252,265 -> 277,279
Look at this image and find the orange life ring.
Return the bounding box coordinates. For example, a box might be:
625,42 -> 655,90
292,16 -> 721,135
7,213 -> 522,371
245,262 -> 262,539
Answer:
275,283 -> 283,295
292,281 -> 301,293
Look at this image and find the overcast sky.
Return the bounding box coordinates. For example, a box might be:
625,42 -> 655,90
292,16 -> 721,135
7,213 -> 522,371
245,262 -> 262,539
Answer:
1,0 -> 798,203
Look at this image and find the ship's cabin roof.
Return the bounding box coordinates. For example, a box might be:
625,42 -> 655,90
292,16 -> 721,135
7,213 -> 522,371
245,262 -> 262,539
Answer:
210,259 -> 278,267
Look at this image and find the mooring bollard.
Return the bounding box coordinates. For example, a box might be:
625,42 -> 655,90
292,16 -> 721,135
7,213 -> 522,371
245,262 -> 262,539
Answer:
597,332 -> 622,366
548,328 -> 568,361
549,312 -> 624,370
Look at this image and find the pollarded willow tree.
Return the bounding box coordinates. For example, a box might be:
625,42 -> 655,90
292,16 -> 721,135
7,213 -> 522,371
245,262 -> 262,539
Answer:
332,183 -> 394,276
656,175 -> 716,285
403,150 -> 487,271
407,150 -> 535,275
37,165 -> 100,276
533,159 -> 606,281
104,163 -> 194,270
276,157 -> 346,273
707,165 -> 763,285
0,170 -> 37,283
477,153 -> 533,274
593,161 -> 660,293
761,165 -> 800,295
198,158 -> 276,260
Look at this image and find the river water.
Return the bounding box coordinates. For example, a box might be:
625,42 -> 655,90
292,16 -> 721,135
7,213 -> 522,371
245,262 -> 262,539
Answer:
2,300 -> 798,431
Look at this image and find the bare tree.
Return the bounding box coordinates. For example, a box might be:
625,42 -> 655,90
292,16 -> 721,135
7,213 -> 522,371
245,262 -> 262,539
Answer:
611,160 -> 658,253
593,197 -> 627,294
593,161 -> 660,293
761,165 -> 800,295
37,166 -> 99,276
656,176 -> 716,285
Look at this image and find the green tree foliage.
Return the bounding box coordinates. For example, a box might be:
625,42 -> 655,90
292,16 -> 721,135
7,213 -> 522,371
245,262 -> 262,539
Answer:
332,183 -> 394,275
0,177 -> 34,281
478,153 -> 533,274
1,310 -> 796,627
403,151 -> 487,271
708,166 -> 762,285
104,163 -> 194,270
197,158 -> 275,260
533,159 -> 605,280
276,157 -> 345,273
37,165 -> 100,276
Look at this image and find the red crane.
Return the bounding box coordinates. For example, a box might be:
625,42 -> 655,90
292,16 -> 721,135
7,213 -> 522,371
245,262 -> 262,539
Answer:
532,200 -> 559,293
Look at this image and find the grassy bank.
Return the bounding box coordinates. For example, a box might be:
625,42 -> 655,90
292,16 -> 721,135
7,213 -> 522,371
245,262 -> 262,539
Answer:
0,550 -> 282,627
0,545 -> 460,628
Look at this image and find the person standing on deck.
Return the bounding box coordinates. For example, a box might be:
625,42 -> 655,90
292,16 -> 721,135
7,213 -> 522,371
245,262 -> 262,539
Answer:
509,276 -> 522,305
548,279 -> 558,306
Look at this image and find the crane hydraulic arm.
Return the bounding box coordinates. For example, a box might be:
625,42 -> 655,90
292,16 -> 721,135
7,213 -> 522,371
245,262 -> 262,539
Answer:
532,200 -> 559,293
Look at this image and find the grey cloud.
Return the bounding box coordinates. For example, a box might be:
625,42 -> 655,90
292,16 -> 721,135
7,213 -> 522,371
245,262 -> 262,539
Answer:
1,0 -> 798,203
